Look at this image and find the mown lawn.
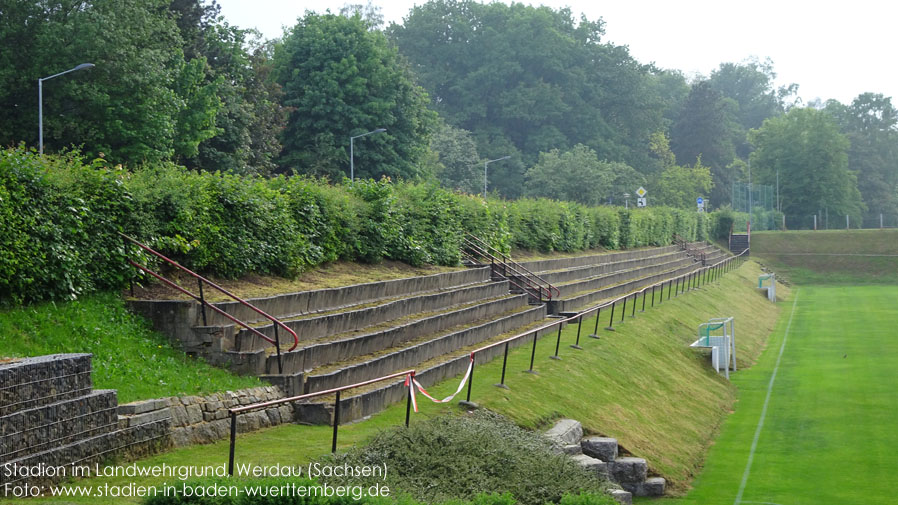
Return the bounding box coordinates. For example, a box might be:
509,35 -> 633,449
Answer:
0,292 -> 262,403
662,284 -> 898,505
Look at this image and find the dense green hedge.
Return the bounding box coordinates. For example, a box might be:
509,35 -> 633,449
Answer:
1,147 -> 711,304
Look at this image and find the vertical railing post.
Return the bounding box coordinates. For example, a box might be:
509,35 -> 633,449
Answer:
606,302 -> 616,331
528,331 -> 538,372
590,308 -> 602,339
332,390 -> 341,453
675,276 -> 680,297
228,411 -> 237,476
641,289 -> 647,312
667,279 -> 673,299
197,279 -> 208,326
632,293 -> 638,317
551,322 -> 563,359
465,355 -> 476,402
274,325 -> 283,375
651,284 -> 656,307
620,296 -> 627,323
405,374 -> 413,427
572,315 -> 584,349
497,341 -> 510,388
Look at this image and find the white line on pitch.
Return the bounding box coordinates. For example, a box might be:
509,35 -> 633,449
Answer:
733,290 -> 800,505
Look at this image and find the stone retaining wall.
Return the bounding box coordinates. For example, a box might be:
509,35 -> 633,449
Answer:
119,386 -> 293,448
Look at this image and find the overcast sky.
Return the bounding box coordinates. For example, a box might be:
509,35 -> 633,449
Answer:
217,0 -> 898,105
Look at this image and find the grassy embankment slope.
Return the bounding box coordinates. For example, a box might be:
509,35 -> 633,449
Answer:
750,228 -> 898,284
1,260 -> 783,504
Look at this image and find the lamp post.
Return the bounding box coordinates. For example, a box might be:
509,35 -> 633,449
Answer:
39,63 -> 95,155
484,156 -> 510,195
349,128 -> 386,182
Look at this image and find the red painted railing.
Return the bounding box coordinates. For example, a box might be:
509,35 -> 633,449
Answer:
120,234 -> 299,373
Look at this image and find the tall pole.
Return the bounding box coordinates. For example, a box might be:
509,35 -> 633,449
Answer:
38,63 -> 95,155
349,128 -> 386,182
38,80 -> 43,155
484,156 -> 511,195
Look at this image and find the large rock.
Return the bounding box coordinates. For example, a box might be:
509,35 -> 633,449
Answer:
612,457 -> 648,484
634,477 -> 666,497
609,489 -> 632,505
545,418 -> 582,446
571,454 -> 610,479
581,436 -> 618,462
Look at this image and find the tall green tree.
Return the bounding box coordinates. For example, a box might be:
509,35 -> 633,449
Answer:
389,0 -> 664,196
168,0 -> 285,175
524,144 -> 611,206
274,12 -> 436,180
670,81 -> 739,208
0,0 -> 222,164
749,108 -> 864,226
824,93 -> 898,226
427,120 -> 482,194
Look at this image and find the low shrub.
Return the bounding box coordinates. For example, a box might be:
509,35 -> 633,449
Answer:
319,410 -> 613,505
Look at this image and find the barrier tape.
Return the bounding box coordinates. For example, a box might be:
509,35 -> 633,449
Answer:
412,355 -> 474,404
404,374 -> 418,412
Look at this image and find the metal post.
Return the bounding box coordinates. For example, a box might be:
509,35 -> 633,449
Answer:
38,79 -> 43,155
197,279 -> 207,326
332,390 -> 341,453
606,302 -> 616,331
675,276 -> 680,296
551,323 -> 563,359
631,293 -> 637,317
465,355 -> 475,402
571,315 -> 583,349
274,325 -> 283,375
350,136 -> 354,182
228,411 -> 237,476
497,342 -> 510,387
651,285 -> 656,307
589,308 -> 601,338
620,296 -> 627,322
405,375 -> 412,427
667,278 -> 673,299
528,331 -> 538,372
641,289 -> 647,312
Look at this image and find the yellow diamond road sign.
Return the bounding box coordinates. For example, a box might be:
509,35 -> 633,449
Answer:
636,187 -> 647,197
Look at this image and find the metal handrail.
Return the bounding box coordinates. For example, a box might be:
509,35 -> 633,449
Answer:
462,234 -> 560,302
120,234 -> 299,374
460,247 -> 749,397
227,369 -> 416,475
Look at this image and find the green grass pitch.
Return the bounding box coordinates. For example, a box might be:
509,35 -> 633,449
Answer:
662,284 -> 898,505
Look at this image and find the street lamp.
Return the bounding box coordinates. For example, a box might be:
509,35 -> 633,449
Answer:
484,156 -> 511,195
39,63 -> 95,155
350,128 -> 386,182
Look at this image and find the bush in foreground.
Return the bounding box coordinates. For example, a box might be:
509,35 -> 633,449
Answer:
320,410 -> 614,505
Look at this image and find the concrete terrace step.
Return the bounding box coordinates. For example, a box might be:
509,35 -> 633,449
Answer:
219,293 -> 531,378
551,255 -> 695,299
232,279 -> 512,352
535,250 -> 689,285
303,303 -> 548,394
295,316 -> 560,424
514,246 -> 681,275
549,262 -> 702,313
206,267 -> 492,326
